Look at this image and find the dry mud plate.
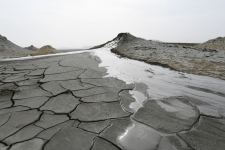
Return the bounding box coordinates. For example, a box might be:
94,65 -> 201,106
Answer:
0,52 -> 225,150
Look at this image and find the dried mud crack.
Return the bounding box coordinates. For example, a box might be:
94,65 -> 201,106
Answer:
0,52 -> 225,150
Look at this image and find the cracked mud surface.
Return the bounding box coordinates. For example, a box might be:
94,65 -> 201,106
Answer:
0,52 -> 225,150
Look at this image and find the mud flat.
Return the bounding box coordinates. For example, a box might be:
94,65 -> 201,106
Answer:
0,47 -> 225,150
0,52 -> 134,150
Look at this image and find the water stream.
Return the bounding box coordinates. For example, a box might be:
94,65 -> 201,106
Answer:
93,48 -> 225,112
92,48 -> 225,150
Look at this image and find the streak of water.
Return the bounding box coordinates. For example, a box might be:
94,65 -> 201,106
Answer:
93,48 -> 225,112
92,48 -> 225,150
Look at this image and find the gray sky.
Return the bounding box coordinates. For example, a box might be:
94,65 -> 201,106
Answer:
1,0 -> 225,49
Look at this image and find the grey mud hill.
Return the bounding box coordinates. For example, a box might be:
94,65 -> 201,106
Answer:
0,35 -> 56,58
96,33 -> 225,80
0,35 -> 30,58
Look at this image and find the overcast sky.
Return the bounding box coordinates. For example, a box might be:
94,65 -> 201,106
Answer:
1,0 -> 225,49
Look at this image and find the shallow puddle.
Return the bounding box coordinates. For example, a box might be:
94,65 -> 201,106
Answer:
129,90 -> 147,112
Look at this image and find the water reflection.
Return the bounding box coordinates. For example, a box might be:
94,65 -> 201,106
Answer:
129,90 -> 147,112
118,120 -> 162,150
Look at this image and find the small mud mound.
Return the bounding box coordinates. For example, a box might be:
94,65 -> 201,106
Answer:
31,45 -> 56,56
24,45 -> 38,51
90,33 -> 140,49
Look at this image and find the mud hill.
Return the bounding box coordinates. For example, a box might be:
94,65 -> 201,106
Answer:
24,45 -> 38,51
30,45 -> 56,56
0,35 -> 56,59
195,37 -> 225,51
0,35 -> 30,58
95,33 -> 225,80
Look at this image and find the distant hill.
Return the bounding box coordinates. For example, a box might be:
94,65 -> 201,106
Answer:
31,45 -> 56,56
195,37 -> 225,51
0,34 -> 30,58
24,45 -> 38,51
90,33 -> 141,49
0,34 -> 57,59
0,35 -> 24,51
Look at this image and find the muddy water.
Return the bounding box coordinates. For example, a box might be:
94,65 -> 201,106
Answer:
93,48 -> 225,112
92,48 -> 225,150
